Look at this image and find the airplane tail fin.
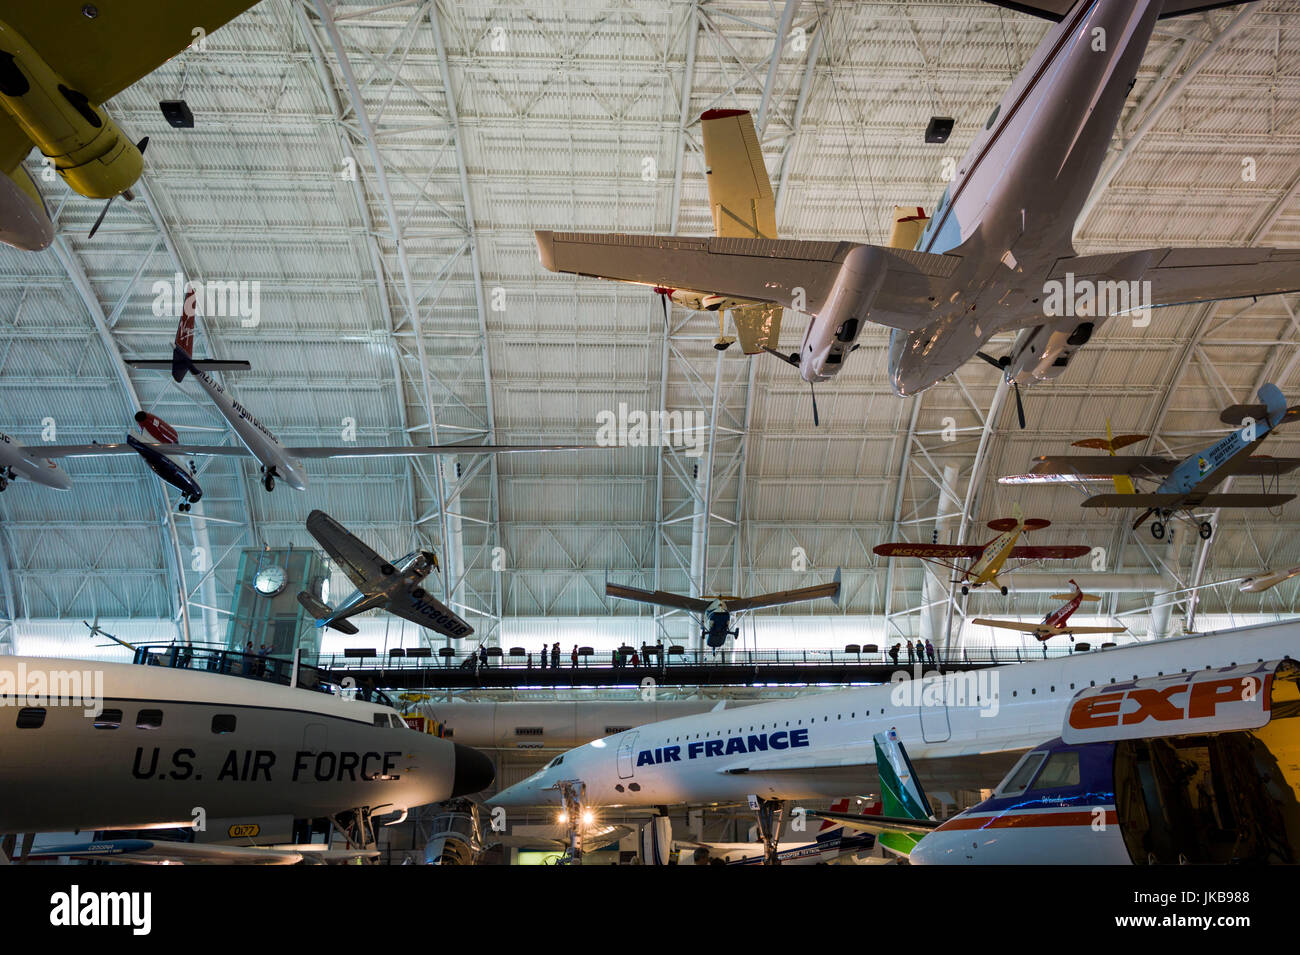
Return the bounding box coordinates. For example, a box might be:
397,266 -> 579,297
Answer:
873,729 -> 935,858
1259,383 -> 1286,426
296,591 -> 359,635
171,290 -> 198,383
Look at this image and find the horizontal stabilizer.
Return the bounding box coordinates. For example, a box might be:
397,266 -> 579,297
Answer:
806,810 -> 938,837
296,591 -> 358,634
983,1 -> 1269,24
1083,492 -> 1295,509
127,359 -> 252,372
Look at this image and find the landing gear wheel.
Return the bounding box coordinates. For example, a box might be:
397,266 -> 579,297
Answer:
1000,586 -> 1008,596
1198,521 -> 1213,541
960,585 -> 969,596
1151,521 -> 1165,540
0,477 -> 8,491
263,472 -> 275,492
178,500 -> 190,513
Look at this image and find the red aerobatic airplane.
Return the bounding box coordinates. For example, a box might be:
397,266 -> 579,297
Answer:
874,507 -> 1089,595
972,580 -> 1126,642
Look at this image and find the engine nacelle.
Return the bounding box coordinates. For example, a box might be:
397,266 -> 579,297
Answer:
798,245 -> 887,383
0,19 -> 144,200
1009,322 -> 1094,384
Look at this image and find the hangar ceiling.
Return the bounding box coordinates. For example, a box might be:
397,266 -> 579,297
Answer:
1,0 -> 1298,654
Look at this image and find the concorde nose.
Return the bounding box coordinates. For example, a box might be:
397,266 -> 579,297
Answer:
450,742 -> 495,798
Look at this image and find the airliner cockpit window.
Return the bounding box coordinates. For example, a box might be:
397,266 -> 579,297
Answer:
999,751 -> 1047,796
1028,751 -> 1080,791
548,755 -> 564,769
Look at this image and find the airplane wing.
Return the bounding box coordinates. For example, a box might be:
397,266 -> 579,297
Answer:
304,509 -> 392,592
873,543 -> 985,559
1023,455 -> 1176,477
1060,625 -> 1128,634
724,578 -> 840,613
534,231 -> 962,332
1082,492 -> 1295,509
701,109 -> 775,240
27,443 -> 250,458
386,586 -> 474,639
1232,457 -> 1300,477
1008,545 -> 1091,560
806,810 -> 939,837
285,445 -> 604,457
605,582 -> 713,614
25,839 -> 304,865
970,618 -> 1048,633
1052,246 -> 1300,315
730,303 -> 782,355
8,2 -> 260,107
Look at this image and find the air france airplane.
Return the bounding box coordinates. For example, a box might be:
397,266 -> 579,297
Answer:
535,0 -> 1300,404
0,653 -> 494,860
491,620 -> 1299,860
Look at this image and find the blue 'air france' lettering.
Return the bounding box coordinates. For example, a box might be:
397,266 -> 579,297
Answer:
635,729 -> 808,767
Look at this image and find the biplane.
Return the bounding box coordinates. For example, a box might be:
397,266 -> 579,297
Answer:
874,506 -> 1089,596
1000,384 -> 1300,540
604,571 -> 840,648
972,580 -> 1126,642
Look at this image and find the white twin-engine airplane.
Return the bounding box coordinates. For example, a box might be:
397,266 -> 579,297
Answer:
0,291 -> 602,495
491,619 -> 1299,862
535,0 -> 1300,416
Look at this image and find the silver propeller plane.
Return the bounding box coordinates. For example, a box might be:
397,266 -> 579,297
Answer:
298,509 -> 473,639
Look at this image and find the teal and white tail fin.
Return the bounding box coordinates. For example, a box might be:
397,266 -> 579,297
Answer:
874,728 -> 934,858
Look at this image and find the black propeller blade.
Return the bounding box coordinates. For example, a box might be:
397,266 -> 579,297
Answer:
976,350 -> 1025,429
88,137 -> 149,240
810,381 -> 820,428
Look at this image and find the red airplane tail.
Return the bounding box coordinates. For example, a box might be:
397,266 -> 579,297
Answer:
171,289 -> 197,383
134,411 -> 178,445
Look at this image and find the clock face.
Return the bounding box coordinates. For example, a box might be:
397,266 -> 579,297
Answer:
254,564 -> 288,597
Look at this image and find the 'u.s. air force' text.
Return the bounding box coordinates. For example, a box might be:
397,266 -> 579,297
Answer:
132,747 -> 403,781
637,728 -> 809,767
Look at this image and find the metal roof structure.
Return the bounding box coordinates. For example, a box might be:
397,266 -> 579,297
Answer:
2,0 -> 1299,657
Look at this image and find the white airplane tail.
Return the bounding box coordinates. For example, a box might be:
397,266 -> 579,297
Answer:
296,591 -> 359,635
126,289 -> 252,381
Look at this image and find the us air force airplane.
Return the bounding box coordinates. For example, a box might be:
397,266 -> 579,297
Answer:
0,653 -> 494,863
297,509 -> 473,639
534,0 -> 1300,405
491,619 -> 1299,863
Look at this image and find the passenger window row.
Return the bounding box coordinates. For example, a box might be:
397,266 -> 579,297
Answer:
16,708 -> 237,734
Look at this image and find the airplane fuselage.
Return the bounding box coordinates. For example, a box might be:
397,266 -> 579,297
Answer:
856,0 -> 1163,395
966,525 -> 1022,586
0,431 -> 73,490
491,620 -> 1300,811
0,655 -> 491,832
185,355 -> 309,491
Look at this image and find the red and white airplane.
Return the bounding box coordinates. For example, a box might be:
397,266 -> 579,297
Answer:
910,660 -> 1299,865
873,506 -> 1089,595
972,580 -> 1126,642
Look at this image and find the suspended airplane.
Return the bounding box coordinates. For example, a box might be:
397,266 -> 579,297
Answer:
604,569 -> 841,648
971,579 -> 1126,642
0,1 -> 262,250
1239,564 -> 1300,594
1,411 -> 201,510
490,621 -> 1299,865
873,506 -> 1089,595
121,290 -> 604,492
1000,383 -> 1300,540
82,615 -> 137,652
532,0 -> 1300,426
908,660 -> 1300,865
297,509 -> 473,639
